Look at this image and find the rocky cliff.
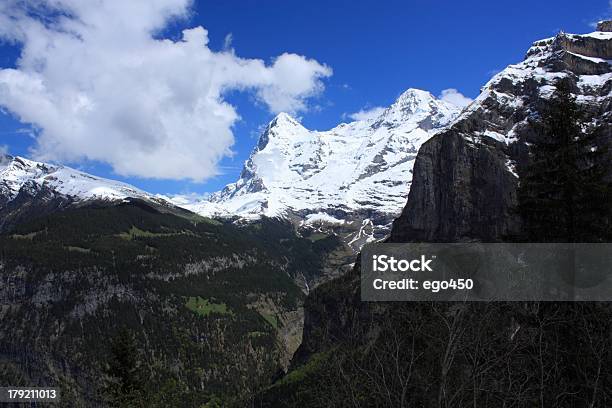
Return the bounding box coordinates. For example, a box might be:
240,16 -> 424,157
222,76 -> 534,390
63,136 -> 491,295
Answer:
259,22 -> 612,408
391,26 -> 612,242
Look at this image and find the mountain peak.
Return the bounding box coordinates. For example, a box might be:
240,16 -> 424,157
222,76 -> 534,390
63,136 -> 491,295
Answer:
371,88 -> 459,130
256,112 -> 307,151
270,112 -> 301,128
390,88 -> 441,113
1,155 -> 42,173
396,88 -> 434,101
182,85 -> 462,244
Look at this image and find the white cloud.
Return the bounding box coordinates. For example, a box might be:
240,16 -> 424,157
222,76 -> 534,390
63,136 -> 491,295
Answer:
346,106 -> 386,122
0,0 -> 332,181
438,88 -> 473,108
223,33 -> 233,50
0,145 -> 10,168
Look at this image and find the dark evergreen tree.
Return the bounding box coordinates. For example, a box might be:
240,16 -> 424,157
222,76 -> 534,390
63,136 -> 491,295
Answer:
105,328 -> 146,407
517,79 -> 612,242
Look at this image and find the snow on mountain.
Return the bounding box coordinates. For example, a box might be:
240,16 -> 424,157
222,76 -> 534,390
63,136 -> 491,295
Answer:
180,89 -> 461,243
0,154 -> 166,205
390,24 -> 612,243
454,27 -> 611,149
179,24 -> 612,246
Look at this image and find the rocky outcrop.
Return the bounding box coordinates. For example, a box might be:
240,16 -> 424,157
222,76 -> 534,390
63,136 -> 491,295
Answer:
390,133 -> 520,242
391,27 -> 612,243
598,20 -> 612,33
557,32 -> 612,60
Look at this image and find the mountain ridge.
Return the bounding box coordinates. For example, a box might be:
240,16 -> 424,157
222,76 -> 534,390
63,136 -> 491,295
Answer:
0,154 -> 184,232
179,88 -> 462,247
261,23 -> 612,408
0,87 -> 463,247
0,154 -> 167,206
391,26 -> 612,242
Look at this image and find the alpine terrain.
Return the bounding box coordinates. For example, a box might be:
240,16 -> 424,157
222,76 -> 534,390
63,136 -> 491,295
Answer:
182,89 -> 461,250
0,157 -> 342,405
0,154 -> 173,232
257,22 -> 612,408
2,10 -> 611,407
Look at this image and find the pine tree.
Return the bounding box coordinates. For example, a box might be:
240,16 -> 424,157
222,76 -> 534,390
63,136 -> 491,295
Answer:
517,79 -> 612,243
105,328 -> 146,407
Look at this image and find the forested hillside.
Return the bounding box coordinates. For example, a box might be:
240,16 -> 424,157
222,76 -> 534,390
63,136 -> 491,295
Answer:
0,200 -> 340,406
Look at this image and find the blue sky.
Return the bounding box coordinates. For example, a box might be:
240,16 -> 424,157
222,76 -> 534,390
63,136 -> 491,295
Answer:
0,0 -> 610,196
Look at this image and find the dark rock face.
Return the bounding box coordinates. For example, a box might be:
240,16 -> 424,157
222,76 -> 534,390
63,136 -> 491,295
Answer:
0,184 -> 74,233
291,265 -> 363,367
390,30 -> 612,243
561,51 -> 611,75
557,33 -> 612,59
259,29 -> 612,408
598,20 -> 612,33
390,134 -> 519,242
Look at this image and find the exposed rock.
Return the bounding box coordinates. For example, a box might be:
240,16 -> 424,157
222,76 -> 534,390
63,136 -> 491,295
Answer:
390,133 -> 519,242
391,28 -> 612,243
289,26 -> 612,397
556,32 -> 612,59
597,20 -> 612,32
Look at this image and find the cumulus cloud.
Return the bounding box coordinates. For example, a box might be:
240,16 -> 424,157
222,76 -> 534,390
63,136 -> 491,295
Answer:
346,106 -> 386,122
438,88 -> 473,108
0,0 -> 332,181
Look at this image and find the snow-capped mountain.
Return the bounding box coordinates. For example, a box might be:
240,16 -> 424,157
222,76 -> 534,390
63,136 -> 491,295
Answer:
457,28 -> 611,147
0,154 -> 184,231
0,154 -> 168,210
182,89 -> 461,246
